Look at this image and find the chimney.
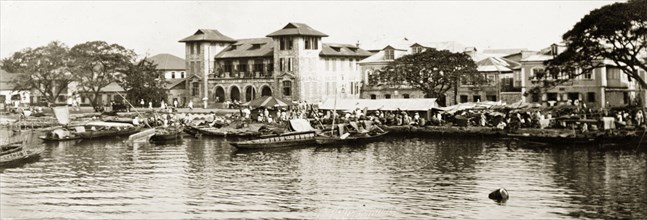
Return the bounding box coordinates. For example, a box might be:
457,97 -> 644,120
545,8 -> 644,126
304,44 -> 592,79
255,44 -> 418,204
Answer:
356,40 -> 360,48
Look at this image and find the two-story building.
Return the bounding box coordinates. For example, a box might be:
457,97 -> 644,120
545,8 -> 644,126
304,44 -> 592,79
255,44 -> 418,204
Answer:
146,53 -> 188,106
179,23 -> 372,106
520,44 -> 647,109
359,40 -> 471,106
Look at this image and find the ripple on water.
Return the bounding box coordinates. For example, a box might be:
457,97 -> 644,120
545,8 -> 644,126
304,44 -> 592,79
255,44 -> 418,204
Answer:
1,131 -> 646,219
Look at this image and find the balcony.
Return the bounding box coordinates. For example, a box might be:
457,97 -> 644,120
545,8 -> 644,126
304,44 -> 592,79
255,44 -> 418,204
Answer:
211,71 -> 274,79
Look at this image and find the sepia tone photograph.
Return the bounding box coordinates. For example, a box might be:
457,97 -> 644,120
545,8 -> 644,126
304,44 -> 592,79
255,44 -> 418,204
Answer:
1,0 -> 646,219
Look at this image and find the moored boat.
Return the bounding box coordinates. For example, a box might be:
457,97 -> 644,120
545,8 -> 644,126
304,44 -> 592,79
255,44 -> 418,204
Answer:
150,127 -> 183,142
230,119 -> 319,149
1,142 -> 42,167
40,122 -> 142,141
314,122 -> 389,146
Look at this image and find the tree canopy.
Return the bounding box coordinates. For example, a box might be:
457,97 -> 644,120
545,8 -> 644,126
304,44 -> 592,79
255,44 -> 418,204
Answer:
69,41 -> 135,111
545,0 -> 647,88
1,41 -> 74,104
118,58 -> 168,106
367,49 -> 483,101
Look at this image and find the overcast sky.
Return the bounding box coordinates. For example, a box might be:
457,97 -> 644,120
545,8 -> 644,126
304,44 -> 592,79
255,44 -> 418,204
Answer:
1,1 -> 619,59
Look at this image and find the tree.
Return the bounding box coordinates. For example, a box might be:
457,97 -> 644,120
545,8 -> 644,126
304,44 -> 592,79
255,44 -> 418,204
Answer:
1,41 -> 73,105
545,0 -> 647,88
68,41 -> 135,112
118,58 -> 168,106
367,49 -> 483,104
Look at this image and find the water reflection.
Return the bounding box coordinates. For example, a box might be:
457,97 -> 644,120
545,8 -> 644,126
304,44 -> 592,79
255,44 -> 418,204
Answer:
1,129 -> 645,219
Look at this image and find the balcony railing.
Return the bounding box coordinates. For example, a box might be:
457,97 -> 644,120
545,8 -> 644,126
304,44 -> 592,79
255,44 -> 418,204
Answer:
211,71 -> 274,79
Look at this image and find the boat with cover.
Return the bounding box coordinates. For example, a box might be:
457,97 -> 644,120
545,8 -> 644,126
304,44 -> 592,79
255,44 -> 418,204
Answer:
1,142 -> 42,167
230,119 -> 318,149
314,121 -> 389,146
39,107 -> 141,141
150,126 -> 184,142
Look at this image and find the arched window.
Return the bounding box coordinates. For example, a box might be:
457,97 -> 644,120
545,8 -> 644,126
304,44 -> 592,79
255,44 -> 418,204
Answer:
402,94 -> 410,99
370,94 -> 377,99
282,81 -> 292,96
171,72 -> 176,79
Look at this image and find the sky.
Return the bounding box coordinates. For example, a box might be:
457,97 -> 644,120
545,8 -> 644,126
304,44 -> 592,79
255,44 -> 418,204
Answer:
0,1 -> 620,59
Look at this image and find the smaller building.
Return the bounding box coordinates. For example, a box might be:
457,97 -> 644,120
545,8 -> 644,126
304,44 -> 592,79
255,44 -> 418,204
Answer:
146,53 -> 188,106
0,69 -> 30,110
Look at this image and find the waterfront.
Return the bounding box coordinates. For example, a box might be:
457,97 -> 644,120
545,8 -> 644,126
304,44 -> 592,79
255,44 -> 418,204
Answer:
1,129 -> 646,219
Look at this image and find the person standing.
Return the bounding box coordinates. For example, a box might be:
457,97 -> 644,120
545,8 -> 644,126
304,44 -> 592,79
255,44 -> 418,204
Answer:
188,100 -> 193,111
148,101 -> 153,110
140,99 -> 145,108
173,99 -> 178,108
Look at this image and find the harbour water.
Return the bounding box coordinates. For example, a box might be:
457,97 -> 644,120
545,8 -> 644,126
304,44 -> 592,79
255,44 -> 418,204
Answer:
1,129 -> 646,219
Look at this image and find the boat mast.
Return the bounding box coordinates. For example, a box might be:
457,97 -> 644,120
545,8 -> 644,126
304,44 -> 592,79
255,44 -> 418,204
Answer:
331,84 -> 338,136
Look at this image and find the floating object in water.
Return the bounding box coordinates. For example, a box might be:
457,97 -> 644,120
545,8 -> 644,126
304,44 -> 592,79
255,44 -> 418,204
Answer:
488,188 -> 509,202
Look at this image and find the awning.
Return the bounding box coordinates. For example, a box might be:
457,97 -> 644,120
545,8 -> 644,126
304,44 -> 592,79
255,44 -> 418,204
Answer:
318,98 -> 437,111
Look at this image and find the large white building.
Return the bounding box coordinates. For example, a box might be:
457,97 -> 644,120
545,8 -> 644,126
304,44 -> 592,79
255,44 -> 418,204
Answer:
179,23 -> 372,105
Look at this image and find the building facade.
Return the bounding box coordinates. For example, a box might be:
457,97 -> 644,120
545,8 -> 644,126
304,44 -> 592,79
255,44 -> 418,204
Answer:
147,53 -> 188,106
519,44 -> 647,109
179,23 -> 371,106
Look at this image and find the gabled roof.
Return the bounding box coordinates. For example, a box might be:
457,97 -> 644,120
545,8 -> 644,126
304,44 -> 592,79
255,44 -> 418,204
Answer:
147,54 -> 185,70
101,82 -> 125,92
410,41 -> 467,53
179,29 -> 236,43
266,23 -> 328,37
215,38 -> 274,59
319,43 -> 372,57
358,49 -> 409,64
476,56 -> 520,72
165,79 -> 186,90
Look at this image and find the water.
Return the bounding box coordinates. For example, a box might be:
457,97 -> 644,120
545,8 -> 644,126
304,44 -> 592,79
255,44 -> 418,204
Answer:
1,129 -> 646,219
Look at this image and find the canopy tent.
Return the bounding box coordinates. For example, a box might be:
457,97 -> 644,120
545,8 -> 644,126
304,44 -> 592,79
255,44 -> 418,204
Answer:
241,96 -> 294,109
436,101 -> 505,114
318,98 -> 438,111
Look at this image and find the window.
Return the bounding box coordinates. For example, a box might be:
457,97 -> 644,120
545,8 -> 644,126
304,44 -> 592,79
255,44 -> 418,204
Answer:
325,59 -> 330,71
253,59 -> 263,73
487,75 -> 496,85
282,81 -> 292,96
473,95 -> 481,102
280,37 -> 293,50
531,93 -> 540,102
370,94 -> 377,99
487,95 -> 497,101
224,61 -> 233,73
287,58 -> 292,72
192,82 -> 199,96
385,94 -> 391,99
197,61 -> 202,73
587,92 -> 595,102
332,59 -> 337,71
189,43 -> 194,55
547,93 -> 558,101
181,72 -> 185,78
238,60 -> 248,72
279,58 -> 284,72
403,94 -> 410,99
304,37 -> 319,50
350,82 -> 354,95
385,49 -> 394,60
460,95 -> 468,103
607,68 -> 621,80
412,46 -> 424,54
171,72 -> 175,79
531,68 -> 544,81
196,43 -> 200,55
267,62 -> 274,73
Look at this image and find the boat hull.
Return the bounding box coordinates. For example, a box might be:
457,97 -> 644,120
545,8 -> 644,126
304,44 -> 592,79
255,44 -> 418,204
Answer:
231,131 -> 317,149
1,144 -> 42,168
315,131 -> 389,146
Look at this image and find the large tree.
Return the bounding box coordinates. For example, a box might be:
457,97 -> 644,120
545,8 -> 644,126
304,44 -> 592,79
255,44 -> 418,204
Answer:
545,0 -> 647,88
368,48 -> 483,103
1,41 -> 73,104
118,58 -> 168,106
68,41 -> 135,112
